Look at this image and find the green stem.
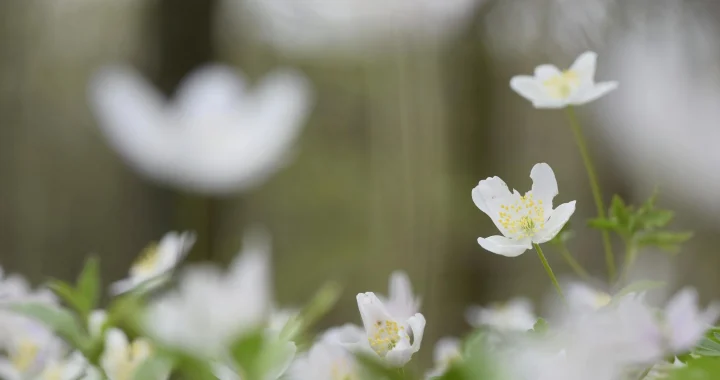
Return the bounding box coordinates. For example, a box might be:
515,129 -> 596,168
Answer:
557,243 -> 590,280
565,107 -> 616,282
620,243 -> 638,284
534,243 -> 565,301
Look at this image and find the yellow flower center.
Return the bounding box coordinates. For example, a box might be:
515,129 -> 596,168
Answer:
498,194 -> 546,238
368,320 -> 405,357
543,70 -> 580,100
11,339 -> 39,373
331,359 -> 356,380
113,340 -> 152,380
39,363 -> 64,380
593,292 -> 612,309
131,242 -> 160,276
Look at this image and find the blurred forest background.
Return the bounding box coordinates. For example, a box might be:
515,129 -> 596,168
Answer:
2,0 -> 720,363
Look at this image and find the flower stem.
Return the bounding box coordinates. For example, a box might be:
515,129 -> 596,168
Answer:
565,107 -> 616,282
557,243 -> 590,280
620,243 -> 638,284
534,243 -> 565,301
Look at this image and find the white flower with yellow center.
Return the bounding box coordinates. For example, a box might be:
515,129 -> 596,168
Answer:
356,292 -> 425,368
100,329 -> 161,380
110,231 -> 195,295
465,297 -> 536,332
472,163 -> 576,257
510,51 -> 618,108
425,337 -> 462,379
0,320 -> 66,380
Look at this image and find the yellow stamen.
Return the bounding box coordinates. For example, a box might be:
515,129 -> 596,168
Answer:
543,70 -> 580,100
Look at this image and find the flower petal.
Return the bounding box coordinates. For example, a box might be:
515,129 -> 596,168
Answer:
356,292 -> 393,334
510,76 -> 550,104
534,64 -> 562,81
387,271 -> 420,319
472,177 -> 516,235
408,313 -> 426,354
530,163 -> 558,214
665,288 -> 720,352
570,81 -> 618,105
530,98 -> 568,109
534,201 -> 576,244
173,64 -> 247,120
477,236 -> 531,257
569,51 -> 598,86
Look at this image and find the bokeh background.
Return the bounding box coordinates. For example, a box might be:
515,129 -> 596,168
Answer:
1,0 -> 719,364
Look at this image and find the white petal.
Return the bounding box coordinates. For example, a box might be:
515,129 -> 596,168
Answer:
356,292 -> 393,333
408,313 -> 426,354
534,64 -> 562,81
88,65 -> 177,182
173,64 -> 247,120
530,98 -> 568,109
665,288 -> 719,352
569,51 -> 598,85
88,310 -> 107,337
472,177 -> 516,235
433,337 -> 461,365
570,81 -> 618,105
108,278 -> 136,295
510,76 -> 550,104
477,236 -> 531,257
387,271 -> 419,319
0,359 -> 21,380
530,163 -> 558,213
384,313 -> 426,368
533,201 -> 576,244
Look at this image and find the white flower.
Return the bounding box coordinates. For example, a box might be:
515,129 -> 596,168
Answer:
566,282 -> 613,311
356,292 -> 425,367
510,52 -> 618,108
144,229 -> 271,358
465,297 -> 536,332
89,64 -> 313,194
289,340 -> 361,380
425,337 -> 462,379
35,352 -> 90,380
380,271 -> 420,320
227,0 -> 485,58
0,319 -> 66,380
101,328 -> 162,380
472,163 -> 576,257
0,268 -> 57,346
320,324 -> 372,355
663,287 -> 720,353
110,231 -> 195,295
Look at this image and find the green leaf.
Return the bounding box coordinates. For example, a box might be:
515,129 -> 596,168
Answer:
47,281 -> 86,316
133,355 -> 173,380
587,218 -> 617,231
230,330 -> 265,380
614,281 -> 666,299
8,303 -> 89,349
668,357 -> 720,380
636,231 -> 693,252
76,257 -> 101,315
297,282 -> 342,333
610,195 -> 630,225
638,210 -> 675,229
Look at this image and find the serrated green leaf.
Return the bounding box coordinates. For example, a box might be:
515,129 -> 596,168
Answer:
133,355 -> 173,380
8,303 -> 88,349
614,281 -> 666,299
76,257 -> 100,315
638,210 -> 675,229
636,231 -> 693,252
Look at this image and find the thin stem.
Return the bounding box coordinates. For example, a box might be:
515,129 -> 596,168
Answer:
534,243 -> 565,301
565,106 -> 616,282
557,243 -> 590,280
620,243 -> 638,284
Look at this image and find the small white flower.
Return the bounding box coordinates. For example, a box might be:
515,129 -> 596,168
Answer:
110,231 -> 195,295
465,297 -> 536,332
0,319 -> 66,380
510,52 -> 618,108
472,163 -> 576,257
89,64 -> 313,194
289,340 -> 361,380
144,229 -> 271,358
101,328 -> 162,380
663,287 -> 720,353
566,282 -> 613,311
425,337 -> 462,379
356,292 -> 425,367
35,352 -> 90,380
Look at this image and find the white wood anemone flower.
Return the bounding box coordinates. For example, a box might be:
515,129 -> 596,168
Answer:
465,297 -> 536,332
425,337 -> 462,379
356,292 -> 426,368
100,328 -> 162,380
565,282 -> 613,311
288,340 -> 361,380
510,51 -> 618,108
0,320 -> 66,380
89,64 -> 314,194
472,163 -> 576,257
143,229 -> 271,358
663,288 -> 720,353
110,231 -> 196,295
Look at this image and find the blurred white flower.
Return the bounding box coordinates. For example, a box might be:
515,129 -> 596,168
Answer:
144,229 -> 271,358
482,0 -> 615,57
320,323 -> 372,354
472,163 -> 576,257
34,352 -> 89,380
566,282 -> 612,311
0,319 -> 66,380
356,292 -> 425,367
379,271 -> 421,320
110,231 -> 195,295
510,52 -> 618,109
101,328 -> 161,380
289,340 -> 361,380
425,337 -> 462,379
465,297 -> 536,332
663,287 -> 720,353
89,64 -> 313,194
228,0 -> 485,57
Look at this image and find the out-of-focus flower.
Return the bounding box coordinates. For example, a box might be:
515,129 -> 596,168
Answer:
89,64 -> 313,194
566,282 -> 612,311
465,297 -> 536,332
289,340 -> 361,380
101,328 -> 160,380
482,0 -> 615,58
510,52 -> 617,109
0,319 -> 66,380
227,0 -> 485,58
0,268 -> 57,345
425,337 -> 462,379
472,163 -> 576,257
663,287 -> 720,353
380,271 -> 421,320
356,292 -> 426,367
320,323 -> 372,354
144,229 -> 271,358
110,231 -> 195,295
34,352 -> 89,380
